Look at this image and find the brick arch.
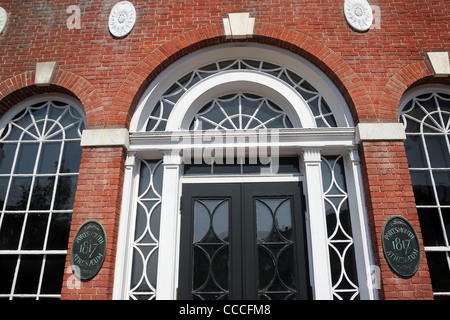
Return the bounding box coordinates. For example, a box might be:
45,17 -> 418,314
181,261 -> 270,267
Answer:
113,22 -> 375,128
0,69 -> 104,127
379,61 -> 433,121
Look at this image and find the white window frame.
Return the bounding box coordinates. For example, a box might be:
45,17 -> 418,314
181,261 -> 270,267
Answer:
0,93 -> 86,300
399,84 -> 450,299
114,44 -> 376,300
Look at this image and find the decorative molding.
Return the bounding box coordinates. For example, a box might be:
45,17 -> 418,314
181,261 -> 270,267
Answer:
35,61 -> 58,85
223,13 -> 255,39
81,128 -> 130,148
108,1 -> 136,38
427,52 -> 450,76
344,0 -> 373,32
355,123 -> 406,143
0,7 -> 7,35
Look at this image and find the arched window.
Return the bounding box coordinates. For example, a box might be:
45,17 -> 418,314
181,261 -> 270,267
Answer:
115,44 -> 375,301
399,85 -> 450,299
0,94 -> 86,300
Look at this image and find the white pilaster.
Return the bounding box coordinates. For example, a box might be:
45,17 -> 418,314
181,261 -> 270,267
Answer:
344,148 -> 378,300
113,152 -> 140,299
156,150 -> 183,300
302,148 -> 333,300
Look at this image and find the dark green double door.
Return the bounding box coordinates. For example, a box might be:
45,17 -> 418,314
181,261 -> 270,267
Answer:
179,182 -> 310,300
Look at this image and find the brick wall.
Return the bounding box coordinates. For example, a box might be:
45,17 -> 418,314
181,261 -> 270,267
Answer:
60,147 -> 126,300
0,0 -> 448,300
359,141 -> 434,300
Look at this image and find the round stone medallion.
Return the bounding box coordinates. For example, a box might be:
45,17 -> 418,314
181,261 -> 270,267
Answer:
108,1 -> 136,38
344,0 -> 373,32
0,7 -> 8,35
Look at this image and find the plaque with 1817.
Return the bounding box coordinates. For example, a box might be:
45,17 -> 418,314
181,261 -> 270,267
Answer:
71,220 -> 107,281
382,216 -> 421,278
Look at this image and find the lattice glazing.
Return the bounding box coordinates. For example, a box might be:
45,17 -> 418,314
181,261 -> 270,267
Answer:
145,59 -> 337,131
321,156 -> 359,300
128,160 -> 163,300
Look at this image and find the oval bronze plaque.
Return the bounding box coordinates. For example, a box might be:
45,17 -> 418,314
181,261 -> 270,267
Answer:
71,220 -> 107,280
382,216 -> 421,278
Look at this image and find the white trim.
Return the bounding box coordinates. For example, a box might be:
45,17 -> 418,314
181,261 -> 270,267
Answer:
113,152 -> 140,300
0,93 -> 85,134
301,148 -> 333,300
399,84 -> 450,117
427,52 -> 450,76
223,13 -> 255,39
131,43 -> 354,132
35,62 -> 57,85
355,123 -> 406,143
155,150 -> 183,300
80,128 -> 130,148
165,70 -> 315,130
344,148 -> 378,300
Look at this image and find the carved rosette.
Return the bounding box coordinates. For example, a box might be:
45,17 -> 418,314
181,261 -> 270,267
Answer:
0,7 -> 7,35
344,0 -> 373,32
108,1 -> 136,38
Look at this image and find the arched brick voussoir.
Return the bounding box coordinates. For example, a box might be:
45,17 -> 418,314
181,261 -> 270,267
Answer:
379,61 -> 433,121
0,69 -> 105,128
253,22 -> 376,123
112,23 -> 226,128
115,22 -> 375,127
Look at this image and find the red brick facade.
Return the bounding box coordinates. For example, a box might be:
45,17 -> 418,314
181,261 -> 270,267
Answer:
0,0 -> 449,300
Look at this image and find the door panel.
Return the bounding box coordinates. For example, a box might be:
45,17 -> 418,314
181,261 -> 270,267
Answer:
179,182 -> 309,300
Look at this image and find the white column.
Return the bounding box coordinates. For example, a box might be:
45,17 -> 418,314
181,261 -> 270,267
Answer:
302,148 -> 333,300
344,148 -> 378,300
156,150 -> 183,300
113,152 -> 140,300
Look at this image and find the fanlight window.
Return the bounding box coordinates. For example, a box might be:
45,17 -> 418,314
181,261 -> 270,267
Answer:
190,93 -> 293,130
0,97 -> 85,300
145,59 -> 337,132
400,88 -> 450,299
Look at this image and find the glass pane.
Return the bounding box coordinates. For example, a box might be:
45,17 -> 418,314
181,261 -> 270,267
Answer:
46,212 -> 72,250
256,200 -> 273,241
410,171 -> 436,205
6,177 -> 32,210
418,208 -> 446,247
404,136 -> 428,168
275,199 -> 293,240
258,246 -> 276,290
426,252 -> 450,293
21,213 -> 49,250
212,201 -> 229,241
425,136 -> 450,168
442,208 -> 450,244
14,143 -> 39,174
60,141 -> 82,173
29,177 -> 55,210
0,176 -> 8,208
0,213 -> 25,249
40,255 -> 66,294
433,170 -> 450,205
14,255 -> 43,294
37,142 -> 61,174
211,246 -> 229,290
0,255 -> 17,294
0,144 -> 17,174
193,201 -> 211,243
54,175 -> 78,210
